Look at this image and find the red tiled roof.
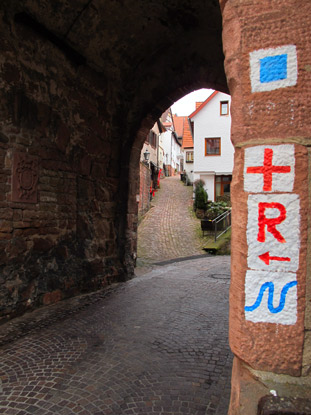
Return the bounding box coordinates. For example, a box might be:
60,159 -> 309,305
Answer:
182,117 -> 193,149
189,91 -> 219,119
173,115 -> 184,138
195,101 -> 203,109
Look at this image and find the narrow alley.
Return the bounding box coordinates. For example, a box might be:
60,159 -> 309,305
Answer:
137,176 -> 207,264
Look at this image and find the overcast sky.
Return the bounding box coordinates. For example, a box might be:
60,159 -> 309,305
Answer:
171,88 -> 214,116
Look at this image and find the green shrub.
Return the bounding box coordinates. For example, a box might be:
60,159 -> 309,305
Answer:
194,180 -> 208,210
195,187 -> 208,210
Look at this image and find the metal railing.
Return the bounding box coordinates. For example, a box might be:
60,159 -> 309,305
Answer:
212,209 -> 231,241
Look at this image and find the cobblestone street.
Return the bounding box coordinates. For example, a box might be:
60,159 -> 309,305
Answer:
0,256 -> 232,415
0,175 -> 233,415
137,176 -> 207,265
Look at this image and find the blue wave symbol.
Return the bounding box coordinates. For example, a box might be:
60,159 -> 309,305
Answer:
245,281 -> 297,314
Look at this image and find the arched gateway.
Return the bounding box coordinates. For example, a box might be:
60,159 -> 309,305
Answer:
0,1 -> 310,413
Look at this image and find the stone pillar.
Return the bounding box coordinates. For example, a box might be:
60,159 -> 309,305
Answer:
221,0 -> 311,413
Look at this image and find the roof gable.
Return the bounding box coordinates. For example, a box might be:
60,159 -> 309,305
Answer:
173,115 -> 184,138
188,90 -> 219,119
182,117 -> 193,149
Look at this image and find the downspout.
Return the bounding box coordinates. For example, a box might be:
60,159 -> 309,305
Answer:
170,132 -> 173,175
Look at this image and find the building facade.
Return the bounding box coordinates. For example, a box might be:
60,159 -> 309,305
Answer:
190,91 -> 234,202
160,109 -> 182,176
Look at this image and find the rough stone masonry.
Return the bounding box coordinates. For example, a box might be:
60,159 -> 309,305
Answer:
0,1 -> 310,414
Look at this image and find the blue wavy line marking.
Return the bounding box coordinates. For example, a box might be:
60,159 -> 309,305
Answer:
245,281 -> 297,314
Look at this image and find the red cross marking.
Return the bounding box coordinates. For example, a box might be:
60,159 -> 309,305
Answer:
246,148 -> 291,191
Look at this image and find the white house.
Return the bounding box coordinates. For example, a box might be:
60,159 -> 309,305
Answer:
173,114 -> 194,183
160,109 -> 182,176
189,91 -> 234,202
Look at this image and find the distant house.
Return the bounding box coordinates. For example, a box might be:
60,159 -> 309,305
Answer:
159,109 -> 182,176
189,91 -> 234,202
173,114 -> 194,184
138,108 -> 181,216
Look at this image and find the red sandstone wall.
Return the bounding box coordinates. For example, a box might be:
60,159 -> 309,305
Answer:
0,11 -> 124,320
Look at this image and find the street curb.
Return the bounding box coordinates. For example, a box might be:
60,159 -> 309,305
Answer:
153,253 -> 211,266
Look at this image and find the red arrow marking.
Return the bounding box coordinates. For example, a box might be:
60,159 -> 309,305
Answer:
259,251 -> 291,265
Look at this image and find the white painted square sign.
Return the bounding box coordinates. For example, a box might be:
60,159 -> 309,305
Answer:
247,193 -> 300,272
244,145 -> 295,193
245,270 -> 297,325
250,45 -> 298,93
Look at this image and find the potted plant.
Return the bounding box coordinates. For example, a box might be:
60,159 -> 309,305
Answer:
205,201 -> 228,220
201,201 -> 229,231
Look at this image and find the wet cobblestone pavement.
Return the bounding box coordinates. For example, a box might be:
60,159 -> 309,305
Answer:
0,256 -> 232,415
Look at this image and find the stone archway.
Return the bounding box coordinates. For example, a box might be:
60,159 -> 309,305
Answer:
0,0 -> 227,316
0,1 -> 310,413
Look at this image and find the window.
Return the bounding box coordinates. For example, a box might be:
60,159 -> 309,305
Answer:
186,151 -> 194,163
220,101 -> 229,116
147,131 -> 157,148
205,138 -> 221,156
215,175 -> 232,198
